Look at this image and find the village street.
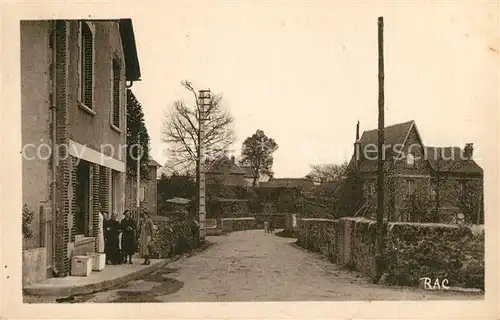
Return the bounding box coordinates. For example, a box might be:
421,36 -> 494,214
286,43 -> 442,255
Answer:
43,230 -> 481,303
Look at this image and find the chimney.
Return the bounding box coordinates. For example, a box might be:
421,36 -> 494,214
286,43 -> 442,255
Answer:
356,120 -> 360,141
354,121 -> 362,167
230,155 -> 235,164
464,143 -> 473,160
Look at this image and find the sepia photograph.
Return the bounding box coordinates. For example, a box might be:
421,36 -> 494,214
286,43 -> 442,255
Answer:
2,1 -> 498,319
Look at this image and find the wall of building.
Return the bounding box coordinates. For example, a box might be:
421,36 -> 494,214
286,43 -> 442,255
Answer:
67,21 -> 126,161
295,217 -> 484,289
20,21 -> 52,249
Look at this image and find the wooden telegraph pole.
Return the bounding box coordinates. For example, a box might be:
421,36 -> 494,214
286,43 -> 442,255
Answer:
198,89 -> 210,241
375,16 -> 386,281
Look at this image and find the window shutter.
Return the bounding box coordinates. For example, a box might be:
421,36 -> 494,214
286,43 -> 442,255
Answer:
112,60 -> 120,127
87,165 -> 93,236
81,23 -> 93,108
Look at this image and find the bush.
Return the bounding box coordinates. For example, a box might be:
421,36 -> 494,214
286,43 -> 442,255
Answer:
22,204 -> 34,240
153,218 -> 200,259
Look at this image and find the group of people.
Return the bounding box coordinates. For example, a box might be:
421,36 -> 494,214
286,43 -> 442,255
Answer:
99,210 -> 154,266
263,218 -> 275,234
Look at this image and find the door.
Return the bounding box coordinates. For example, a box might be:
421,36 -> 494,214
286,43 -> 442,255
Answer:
40,205 -> 53,277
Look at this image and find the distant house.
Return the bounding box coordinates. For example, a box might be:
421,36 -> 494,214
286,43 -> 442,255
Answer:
344,120 -> 484,224
125,158 -> 162,217
239,165 -> 271,187
260,178 -> 316,193
206,155 -> 247,186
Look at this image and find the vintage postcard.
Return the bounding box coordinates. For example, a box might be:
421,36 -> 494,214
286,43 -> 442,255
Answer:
1,1 -> 499,319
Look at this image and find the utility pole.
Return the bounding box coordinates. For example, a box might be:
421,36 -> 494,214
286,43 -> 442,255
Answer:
375,16 -> 386,281
136,135 -> 141,220
198,89 -> 210,241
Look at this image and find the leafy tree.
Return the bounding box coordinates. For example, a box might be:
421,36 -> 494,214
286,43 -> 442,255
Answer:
456,180 -> 483,224
157,172 -> 197,214
239,130 -> 279,187
126,89 -> 151,182
162,80 -> 236,178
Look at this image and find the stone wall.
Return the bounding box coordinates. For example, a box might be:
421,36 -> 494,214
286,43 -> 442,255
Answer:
221,217 -> 258,232
295,217 -> 484,289
22,247 -> 47,286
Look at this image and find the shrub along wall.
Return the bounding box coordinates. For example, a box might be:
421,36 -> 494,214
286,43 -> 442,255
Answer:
295,217 -> 484,289
151,216 -> 200,259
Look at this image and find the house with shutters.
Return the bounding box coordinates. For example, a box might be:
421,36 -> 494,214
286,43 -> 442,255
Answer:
21,19 -> 141,282
206,155 -> 248,187
343,120 -> 484,224
125,158 -> 162,217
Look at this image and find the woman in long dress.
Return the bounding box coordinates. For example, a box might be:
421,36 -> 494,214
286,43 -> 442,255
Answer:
120,210 -> 137,264
104,213 -> 122,265
97,211 -> 105,253
138,212 -> 154,265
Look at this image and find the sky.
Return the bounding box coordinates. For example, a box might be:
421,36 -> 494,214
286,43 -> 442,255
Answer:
129,2 -> 498,178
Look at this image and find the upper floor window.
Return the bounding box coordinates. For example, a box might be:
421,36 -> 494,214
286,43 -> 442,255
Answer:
112,59 -> 121,128
79,21 -> 94,110
407,180 -> 415,199
406,153 -> 416,167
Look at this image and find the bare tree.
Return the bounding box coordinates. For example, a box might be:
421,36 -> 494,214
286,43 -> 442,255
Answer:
306,162 -> 349,185
162,80 -> 236,178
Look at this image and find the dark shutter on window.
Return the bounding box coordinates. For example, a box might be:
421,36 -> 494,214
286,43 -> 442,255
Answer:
81,23 -> 93,108
112,60 -> 120,127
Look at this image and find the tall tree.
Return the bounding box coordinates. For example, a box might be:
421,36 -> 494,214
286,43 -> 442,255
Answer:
240,130 -> 279,187
305,162 -> 348,185
126,89 -> 151,181
162,80 -> 236,178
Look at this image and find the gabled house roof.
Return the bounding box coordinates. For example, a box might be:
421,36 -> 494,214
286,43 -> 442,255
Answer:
119,19 -> 141,81
348,120 -> 417,173
148,158 -> 162,167
347,120 -> 483,175
239,165 -> 254,178
166,197 -> 191,205
206,155 -> 246,175
425,147 -> 483,174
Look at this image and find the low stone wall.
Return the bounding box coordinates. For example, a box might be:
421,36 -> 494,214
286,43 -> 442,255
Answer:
383,222 -> 484,289
221,217 -> 257,232
295,217 -> 484,289
22,247 -> 47,286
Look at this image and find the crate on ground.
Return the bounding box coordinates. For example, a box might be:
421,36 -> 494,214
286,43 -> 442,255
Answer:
85,252 -> 106,271
71,255 -> 92,277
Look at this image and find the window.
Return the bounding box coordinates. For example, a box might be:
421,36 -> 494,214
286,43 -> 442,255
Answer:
365,181 -> 375,197
79,21 -> 94,109
406,153 -> 416,166
111,170 -> 119,215
430,183 -> 437,200
111,59 -> 121,128
140,186 -> 146,202
407,180 -> 415,199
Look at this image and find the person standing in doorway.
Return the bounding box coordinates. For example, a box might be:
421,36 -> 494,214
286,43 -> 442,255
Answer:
138,212 -> 154,265
104,213 -> 121,265
97,210 -> 105,253
120,210 -> 137,264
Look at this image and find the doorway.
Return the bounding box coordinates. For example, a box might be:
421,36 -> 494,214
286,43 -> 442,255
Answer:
75,159 -> 91,236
